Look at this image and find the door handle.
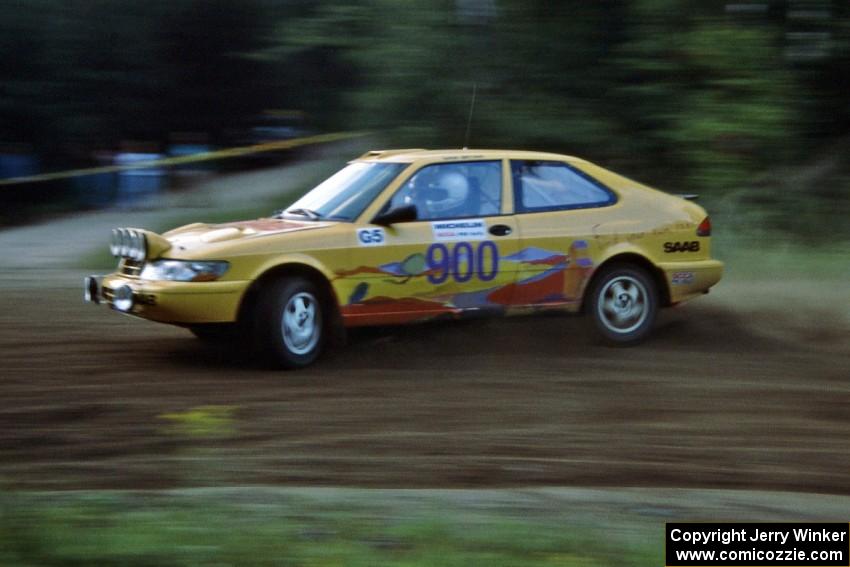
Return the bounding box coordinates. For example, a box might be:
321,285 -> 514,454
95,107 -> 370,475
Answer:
489,224 -> 512,237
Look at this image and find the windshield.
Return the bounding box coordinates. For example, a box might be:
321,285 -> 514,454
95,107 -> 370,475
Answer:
283,162 -> 408,221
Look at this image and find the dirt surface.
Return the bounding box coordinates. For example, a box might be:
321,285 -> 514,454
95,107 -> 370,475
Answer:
1,267 -> 848,492
1,155 -> 848,493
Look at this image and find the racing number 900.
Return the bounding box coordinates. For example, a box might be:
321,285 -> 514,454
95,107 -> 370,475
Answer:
426,241 -> 499,284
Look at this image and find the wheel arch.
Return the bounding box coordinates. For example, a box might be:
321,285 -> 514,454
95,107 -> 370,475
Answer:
237,261 -> 344,344
581,253 -> 670,313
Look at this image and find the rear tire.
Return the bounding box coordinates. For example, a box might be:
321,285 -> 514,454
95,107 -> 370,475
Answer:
253,277 -> 325,368
588,264 -> 658,344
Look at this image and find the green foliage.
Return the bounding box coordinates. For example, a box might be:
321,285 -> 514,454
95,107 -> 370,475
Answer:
0,490 -> 658,566
2,0 -> 849,240
665,25 -> 796,192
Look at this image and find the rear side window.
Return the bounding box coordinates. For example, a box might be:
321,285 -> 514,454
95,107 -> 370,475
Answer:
511,160 -> 616,213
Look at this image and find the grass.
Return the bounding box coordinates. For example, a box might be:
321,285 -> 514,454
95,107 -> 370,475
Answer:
713,231 -> 850,280
0,489 -> 658,567
79,246 -> 119,271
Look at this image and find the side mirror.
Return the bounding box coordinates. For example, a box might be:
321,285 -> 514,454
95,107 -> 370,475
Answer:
372,204 -> 417,226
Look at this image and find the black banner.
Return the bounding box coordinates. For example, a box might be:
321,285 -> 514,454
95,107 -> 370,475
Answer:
666,523 -> 849,566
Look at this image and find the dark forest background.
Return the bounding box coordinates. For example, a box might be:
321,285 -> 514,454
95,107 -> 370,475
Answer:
1,0 -> 848,239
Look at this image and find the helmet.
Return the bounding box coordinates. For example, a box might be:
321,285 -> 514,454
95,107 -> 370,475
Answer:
425,172 -> 469,214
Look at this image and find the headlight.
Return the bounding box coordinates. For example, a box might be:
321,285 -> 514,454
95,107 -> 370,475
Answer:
139,260 -> 229,282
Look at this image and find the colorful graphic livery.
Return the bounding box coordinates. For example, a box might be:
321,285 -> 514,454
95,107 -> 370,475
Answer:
84,149 -> 723,368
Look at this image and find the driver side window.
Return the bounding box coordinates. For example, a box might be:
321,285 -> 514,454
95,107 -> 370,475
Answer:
387,161 -> 502,221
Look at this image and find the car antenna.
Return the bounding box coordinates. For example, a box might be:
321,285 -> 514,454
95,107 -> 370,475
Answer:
462,82 -> 477,150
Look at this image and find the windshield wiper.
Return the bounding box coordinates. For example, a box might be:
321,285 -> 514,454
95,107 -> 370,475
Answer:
279,207 -> 322,220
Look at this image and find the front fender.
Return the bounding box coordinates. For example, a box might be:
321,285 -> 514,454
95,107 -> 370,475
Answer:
246,253 -> 338,284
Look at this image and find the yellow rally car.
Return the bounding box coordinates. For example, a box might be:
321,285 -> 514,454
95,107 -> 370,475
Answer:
84,149 -> 723,368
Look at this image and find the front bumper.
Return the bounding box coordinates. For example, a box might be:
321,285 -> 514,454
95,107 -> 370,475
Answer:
84,273 -> 248,324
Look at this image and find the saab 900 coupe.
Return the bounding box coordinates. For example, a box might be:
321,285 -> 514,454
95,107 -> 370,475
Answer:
85,149 -> 723,368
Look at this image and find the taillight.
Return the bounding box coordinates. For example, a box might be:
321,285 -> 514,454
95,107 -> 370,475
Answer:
696,216 -> 712,237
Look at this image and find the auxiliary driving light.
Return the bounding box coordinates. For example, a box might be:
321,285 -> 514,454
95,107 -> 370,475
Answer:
110,228 -> 148,260
109,229 -> 120,256
112,284 -> 134,312
119,230 -> 130,257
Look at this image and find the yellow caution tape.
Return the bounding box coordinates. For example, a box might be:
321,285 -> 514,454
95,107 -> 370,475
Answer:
0,131 -> 368,186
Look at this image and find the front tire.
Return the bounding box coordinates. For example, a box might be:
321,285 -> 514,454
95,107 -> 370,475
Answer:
254,277 -> 325,368
588,264 -> 658,344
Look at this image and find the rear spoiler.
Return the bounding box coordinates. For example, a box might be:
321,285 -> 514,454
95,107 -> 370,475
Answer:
675,194 -> 699,201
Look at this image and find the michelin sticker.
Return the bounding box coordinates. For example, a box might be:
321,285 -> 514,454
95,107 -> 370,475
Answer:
357,227 -> 386,246
431,219 -> 487,242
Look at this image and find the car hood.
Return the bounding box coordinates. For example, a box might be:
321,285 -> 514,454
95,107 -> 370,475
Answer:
163,218 -> 336,251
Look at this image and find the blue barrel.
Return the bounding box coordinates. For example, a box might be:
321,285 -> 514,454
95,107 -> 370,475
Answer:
114,152 -> 164,209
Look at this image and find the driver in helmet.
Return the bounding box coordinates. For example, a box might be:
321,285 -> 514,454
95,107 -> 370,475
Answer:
407,170 -> 471,219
